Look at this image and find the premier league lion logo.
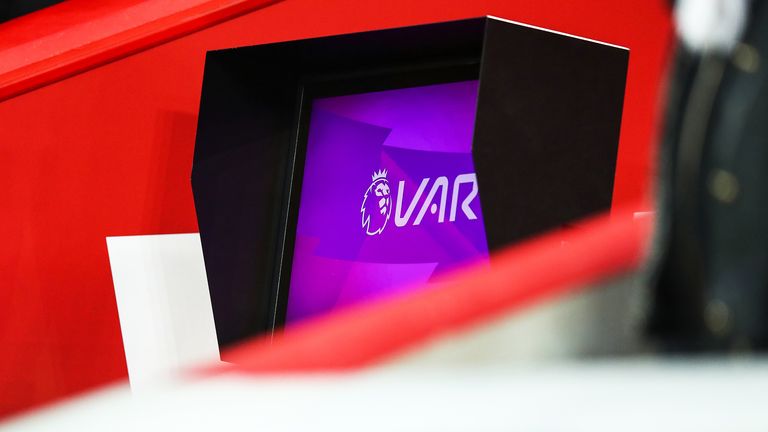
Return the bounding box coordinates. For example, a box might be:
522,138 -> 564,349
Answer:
361,169 -> 392,236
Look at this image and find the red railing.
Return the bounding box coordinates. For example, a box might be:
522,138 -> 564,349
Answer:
217,209 -> 651,373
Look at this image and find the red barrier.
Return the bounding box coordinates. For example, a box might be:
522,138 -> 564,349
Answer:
218,210 -> 651,373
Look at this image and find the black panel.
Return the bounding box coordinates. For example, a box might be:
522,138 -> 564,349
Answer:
474,19 -> 629,248
192,52 -> 295,347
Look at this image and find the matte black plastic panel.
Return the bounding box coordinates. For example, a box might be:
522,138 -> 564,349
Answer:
474,19 -> 629,247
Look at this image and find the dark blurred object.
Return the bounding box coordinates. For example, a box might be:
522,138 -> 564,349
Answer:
650,0 -> 768,352
0,0 -> 66,23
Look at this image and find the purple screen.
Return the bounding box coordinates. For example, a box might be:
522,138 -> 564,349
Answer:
286,80 -> 488,323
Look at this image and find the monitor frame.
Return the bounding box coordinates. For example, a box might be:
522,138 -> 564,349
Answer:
192,17 -> 627,348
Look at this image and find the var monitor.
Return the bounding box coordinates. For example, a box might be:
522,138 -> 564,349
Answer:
192,17 -> 628,347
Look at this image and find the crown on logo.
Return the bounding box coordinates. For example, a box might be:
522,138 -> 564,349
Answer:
371,169 -> 388,182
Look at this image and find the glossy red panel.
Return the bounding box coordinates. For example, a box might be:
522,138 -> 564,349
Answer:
0,0 -> 672,417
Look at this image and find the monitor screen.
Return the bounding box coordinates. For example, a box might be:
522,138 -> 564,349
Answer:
286,79 -> 488,323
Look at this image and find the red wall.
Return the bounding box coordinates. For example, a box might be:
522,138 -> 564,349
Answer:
0,0 -> 672,417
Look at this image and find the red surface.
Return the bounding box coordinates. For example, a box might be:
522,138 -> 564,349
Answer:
0,0 -> 672,418
219,210 -> 651,372
0,0 -> 281,101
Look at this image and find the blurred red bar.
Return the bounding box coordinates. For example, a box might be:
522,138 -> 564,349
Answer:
218,209 -> 651,373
